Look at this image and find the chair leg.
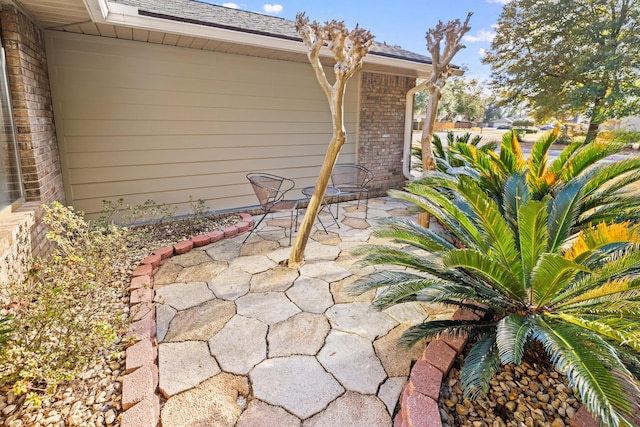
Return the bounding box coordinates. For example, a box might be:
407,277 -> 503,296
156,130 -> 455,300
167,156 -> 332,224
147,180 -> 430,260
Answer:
364,191 -> 369,219
288,209 -> 294,246
243,211 -> 268,243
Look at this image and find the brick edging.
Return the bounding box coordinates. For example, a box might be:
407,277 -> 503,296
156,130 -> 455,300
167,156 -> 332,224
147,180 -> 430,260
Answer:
119,214 -> 254,427
393,308 -> 598,427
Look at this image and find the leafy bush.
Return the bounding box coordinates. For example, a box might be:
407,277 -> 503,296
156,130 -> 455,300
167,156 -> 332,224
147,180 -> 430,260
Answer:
0,202 -> 130,401
511,119 -> 534,127
614,130 -> 640,144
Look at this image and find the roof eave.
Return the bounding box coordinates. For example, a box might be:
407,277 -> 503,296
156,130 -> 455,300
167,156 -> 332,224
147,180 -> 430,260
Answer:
84,0 -> 434,76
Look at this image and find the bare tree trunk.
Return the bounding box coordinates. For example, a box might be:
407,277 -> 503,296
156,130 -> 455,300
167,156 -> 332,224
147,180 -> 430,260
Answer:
584,121 -> 600,145
289,129 -> 345,268
418,87 -> 441,227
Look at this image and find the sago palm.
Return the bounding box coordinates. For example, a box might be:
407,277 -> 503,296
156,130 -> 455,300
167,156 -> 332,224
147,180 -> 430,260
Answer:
448,128 -> 640,228
355,170 -> 640,426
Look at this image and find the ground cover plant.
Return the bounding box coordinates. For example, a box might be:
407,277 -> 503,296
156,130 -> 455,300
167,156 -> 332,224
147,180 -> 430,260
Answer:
0,202 -> 130,405
356,134 -> 640,425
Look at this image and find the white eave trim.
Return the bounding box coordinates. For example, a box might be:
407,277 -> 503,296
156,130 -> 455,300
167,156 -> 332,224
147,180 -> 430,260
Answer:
82,0 -> 432,76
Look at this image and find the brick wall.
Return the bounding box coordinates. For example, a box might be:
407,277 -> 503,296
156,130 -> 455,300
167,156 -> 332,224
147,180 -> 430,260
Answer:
357,72 -> 415,195
0,5 -> 64,280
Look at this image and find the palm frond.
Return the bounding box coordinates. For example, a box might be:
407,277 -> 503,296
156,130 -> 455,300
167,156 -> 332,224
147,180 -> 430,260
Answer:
552,249 -> 640,305
551,313 -> 640,352
460,332 -> 501,399
547,177 -> 585,252
443,249 -> 526,302
531,253 -> 588,307
531,316 -> 640,426
518,200 -> 549,287
389,187 -> 485,250
372,217 -> 457,253
562,142 -> 624,182
496,313 -> 532,365
354,245 -> 453,280
527,126 -> 559,186
582,158 -> 640,198
399,319 -> 494,347
564,221 -> 640,263
558,277 -> 640,309
502,172 -> 530,233
548,141 -> 582,176
457,176 -> 524,282
415,281 -> 520,313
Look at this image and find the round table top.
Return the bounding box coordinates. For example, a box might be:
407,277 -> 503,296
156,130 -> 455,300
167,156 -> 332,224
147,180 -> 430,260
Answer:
302,186 -> 340,197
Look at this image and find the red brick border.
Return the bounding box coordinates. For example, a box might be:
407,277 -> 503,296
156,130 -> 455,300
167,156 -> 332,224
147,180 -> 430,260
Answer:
120,215 -> 254,427
393,308 -> 599,427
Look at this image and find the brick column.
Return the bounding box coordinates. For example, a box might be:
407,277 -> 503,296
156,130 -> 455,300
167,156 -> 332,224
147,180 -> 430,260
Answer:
0,6 -> 64,261
357,72 -> 415,195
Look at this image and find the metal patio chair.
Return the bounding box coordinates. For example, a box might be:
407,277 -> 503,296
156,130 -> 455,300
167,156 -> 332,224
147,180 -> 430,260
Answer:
243,172 -> 299,245
330,163 -> 374,219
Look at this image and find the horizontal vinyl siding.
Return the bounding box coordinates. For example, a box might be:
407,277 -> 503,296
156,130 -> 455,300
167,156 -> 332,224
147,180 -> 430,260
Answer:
45,32 -> 359,218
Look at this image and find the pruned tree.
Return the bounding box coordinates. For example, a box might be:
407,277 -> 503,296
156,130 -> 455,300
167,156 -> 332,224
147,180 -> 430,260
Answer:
288,13 -> 373,268
418,13 -> 472,227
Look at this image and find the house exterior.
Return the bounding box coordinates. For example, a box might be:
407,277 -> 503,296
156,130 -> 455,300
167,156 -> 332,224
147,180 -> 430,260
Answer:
0,0 -> 436,280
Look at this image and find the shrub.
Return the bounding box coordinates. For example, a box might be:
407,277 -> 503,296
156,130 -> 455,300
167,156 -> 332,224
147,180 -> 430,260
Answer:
356,171 -> 640,426
0,202 -> 130,402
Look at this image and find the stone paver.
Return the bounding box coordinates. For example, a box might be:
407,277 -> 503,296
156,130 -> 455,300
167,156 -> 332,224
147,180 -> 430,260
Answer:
160,373 -> 248,427
168,250 -> 212,267
304,243 -> 341,261
163,299 -> 235,342
154,282 -> 214,311
240,240 -> 280,256
317,330 -> 387,394
286,277 -> 333,313
299,261 -> 351,282
205,239 -> 242,261
250,356 -> 344,419
155,304 -> 177,342
236,400 -> 301,427
374,324 -> 426,377
229,255 -> 276,274
326,302 -> 398,340
153,263 -> 182,287
379,376 -> 408,415
268,312 -> 329,357
208,315 -> 267,375
207,268 -> 251,300
383,302 -> 428,324
330,275 -> 375,304
158,341 -> 220,397
236,292 -> 301,324
303,392 -> 391,427
175,261 -> 227,282
250,266 -> 299,292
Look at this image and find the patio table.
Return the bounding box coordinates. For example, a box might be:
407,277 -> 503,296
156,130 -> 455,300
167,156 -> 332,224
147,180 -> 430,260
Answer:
301,186 -> 341,233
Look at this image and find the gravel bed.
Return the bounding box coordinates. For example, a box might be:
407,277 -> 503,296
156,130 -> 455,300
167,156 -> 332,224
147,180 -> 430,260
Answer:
439,350 -> 580,427
0,214 -> 240,427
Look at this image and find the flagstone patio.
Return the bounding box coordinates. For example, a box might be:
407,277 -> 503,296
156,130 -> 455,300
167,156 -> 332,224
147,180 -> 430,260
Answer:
153,197 -> 455,426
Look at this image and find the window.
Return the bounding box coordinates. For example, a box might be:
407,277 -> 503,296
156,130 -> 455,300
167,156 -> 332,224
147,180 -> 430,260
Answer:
0,45 -> 24,214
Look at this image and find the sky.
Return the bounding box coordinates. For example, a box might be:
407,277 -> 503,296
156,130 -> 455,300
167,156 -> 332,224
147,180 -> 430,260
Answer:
204,0 -> 511,80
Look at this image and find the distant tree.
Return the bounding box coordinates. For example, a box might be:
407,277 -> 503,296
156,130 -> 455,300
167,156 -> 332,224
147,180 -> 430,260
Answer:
483,0 -> 640,143
483,101 -> 501,123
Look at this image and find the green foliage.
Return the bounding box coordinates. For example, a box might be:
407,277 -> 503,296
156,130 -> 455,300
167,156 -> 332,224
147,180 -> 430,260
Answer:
0,202 -> 130,399
483,0 -> 640,142
511,119 -> 534,128
614,131 -> 640,145
357,132 -> 640,425
411,131 -> 495,173
415,77 -> 492,122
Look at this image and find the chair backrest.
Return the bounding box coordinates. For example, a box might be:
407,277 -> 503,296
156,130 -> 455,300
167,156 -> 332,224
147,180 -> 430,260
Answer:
247,173 -> 293,208
331,164 -> 374,188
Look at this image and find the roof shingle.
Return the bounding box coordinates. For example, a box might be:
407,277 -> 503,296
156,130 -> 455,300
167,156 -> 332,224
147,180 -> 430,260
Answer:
112,0 -> 432,65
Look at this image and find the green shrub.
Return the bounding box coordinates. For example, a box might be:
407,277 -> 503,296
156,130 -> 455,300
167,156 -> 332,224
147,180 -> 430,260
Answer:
614,130 -> 640,144
356,173 -> 640,426
0,202 -> 130,402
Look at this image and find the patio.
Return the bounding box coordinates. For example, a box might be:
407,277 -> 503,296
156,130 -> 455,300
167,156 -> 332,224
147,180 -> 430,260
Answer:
151,197 -> 455,426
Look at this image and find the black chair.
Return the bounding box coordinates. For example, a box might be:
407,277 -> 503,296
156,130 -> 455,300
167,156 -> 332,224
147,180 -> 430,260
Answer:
244,173 -> 299,245
331,164 -> 374,219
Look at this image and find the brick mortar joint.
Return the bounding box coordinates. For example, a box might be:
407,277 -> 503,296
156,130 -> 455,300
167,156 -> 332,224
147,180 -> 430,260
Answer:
121,215 -> 254,427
